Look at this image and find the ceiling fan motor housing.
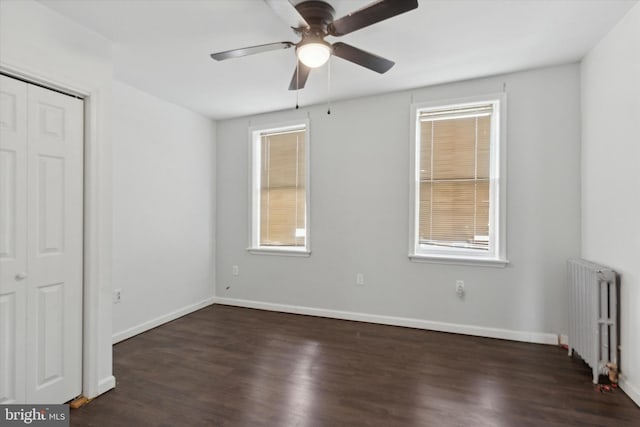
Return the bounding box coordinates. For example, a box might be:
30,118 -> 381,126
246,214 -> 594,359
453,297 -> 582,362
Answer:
294,1 -> 336,39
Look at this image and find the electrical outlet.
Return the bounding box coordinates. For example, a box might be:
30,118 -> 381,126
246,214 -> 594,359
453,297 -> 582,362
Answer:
113,288 -> 122,304
456,280 -> 465,298
356,273 -> 364,286
232,265 -> 239,276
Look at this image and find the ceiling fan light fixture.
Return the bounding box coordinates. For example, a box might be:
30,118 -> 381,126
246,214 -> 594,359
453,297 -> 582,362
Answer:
297,41 -> 331,68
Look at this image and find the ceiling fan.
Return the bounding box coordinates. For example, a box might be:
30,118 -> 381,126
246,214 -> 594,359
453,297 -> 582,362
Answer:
210,0 -> 419,90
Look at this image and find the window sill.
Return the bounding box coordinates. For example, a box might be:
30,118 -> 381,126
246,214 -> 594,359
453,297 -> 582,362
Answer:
409,253 -> 509,268
248,247 -> 311,257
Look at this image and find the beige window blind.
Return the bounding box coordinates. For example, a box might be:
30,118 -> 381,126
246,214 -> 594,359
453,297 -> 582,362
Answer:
418,105 -> 492,250
260,129 -> 306,247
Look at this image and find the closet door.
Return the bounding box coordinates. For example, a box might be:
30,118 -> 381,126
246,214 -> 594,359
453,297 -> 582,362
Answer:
0,74 -> 83,404
26,83 -> 83,403
0,74 -> 28,403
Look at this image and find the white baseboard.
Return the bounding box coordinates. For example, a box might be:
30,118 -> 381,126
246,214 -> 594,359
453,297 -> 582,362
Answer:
213,297 -> 562,346
112,297 -> 215,344
97,375 -> 116,396
620,377 -> 640,407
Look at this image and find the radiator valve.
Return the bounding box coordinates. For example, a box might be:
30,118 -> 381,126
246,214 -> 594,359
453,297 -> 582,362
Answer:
606,362 -> 619,384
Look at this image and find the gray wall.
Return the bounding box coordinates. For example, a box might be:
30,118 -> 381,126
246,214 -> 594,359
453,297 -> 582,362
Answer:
581,3 -> 640,405
216,63 -> 581,340
112,81 -> 216,342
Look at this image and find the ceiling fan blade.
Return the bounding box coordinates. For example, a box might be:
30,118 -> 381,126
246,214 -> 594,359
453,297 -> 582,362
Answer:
288,61 -> 312,90
264,0 -> 309,29
329,0 -> 418,37
210,42 -> 294,61
332,42 -> 394,74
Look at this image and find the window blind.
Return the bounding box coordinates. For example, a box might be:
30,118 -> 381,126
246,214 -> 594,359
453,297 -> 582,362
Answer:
418,105 -> 492,250
260,129 -> 306,247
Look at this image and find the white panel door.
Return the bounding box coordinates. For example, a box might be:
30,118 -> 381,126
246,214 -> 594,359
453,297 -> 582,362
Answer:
26,83 -> 83,403
0,74 -> 83,404
0,74 -> 28,404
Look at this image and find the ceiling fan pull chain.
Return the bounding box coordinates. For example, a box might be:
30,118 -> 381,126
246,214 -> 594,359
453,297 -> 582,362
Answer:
327,56 -> 331,115
296,60 -> 300,109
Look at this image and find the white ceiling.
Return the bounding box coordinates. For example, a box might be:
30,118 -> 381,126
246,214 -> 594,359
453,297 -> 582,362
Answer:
38,0 -> 636,120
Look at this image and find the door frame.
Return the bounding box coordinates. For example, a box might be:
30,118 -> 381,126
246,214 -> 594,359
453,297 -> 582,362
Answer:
0,61 -> 114,400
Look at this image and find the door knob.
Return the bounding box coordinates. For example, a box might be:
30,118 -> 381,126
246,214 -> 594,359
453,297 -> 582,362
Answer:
15,273 -> 27,280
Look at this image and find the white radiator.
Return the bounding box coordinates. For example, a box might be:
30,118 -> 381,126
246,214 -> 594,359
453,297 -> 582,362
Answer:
567,258 -> 618,384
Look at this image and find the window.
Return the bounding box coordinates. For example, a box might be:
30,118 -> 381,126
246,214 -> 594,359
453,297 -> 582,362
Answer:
409,95 -> 507,266
249,120 -> 310,255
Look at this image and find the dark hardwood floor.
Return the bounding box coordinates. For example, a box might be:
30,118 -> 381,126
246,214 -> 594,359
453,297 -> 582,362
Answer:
71,305 -> 639,426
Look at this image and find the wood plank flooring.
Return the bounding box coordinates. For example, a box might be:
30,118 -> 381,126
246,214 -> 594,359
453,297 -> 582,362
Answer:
70,305 -> 639,426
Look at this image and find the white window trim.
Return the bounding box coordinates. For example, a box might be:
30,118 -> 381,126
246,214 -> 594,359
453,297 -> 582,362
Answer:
408,93 -> 508,267
248,119 -> 311,256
